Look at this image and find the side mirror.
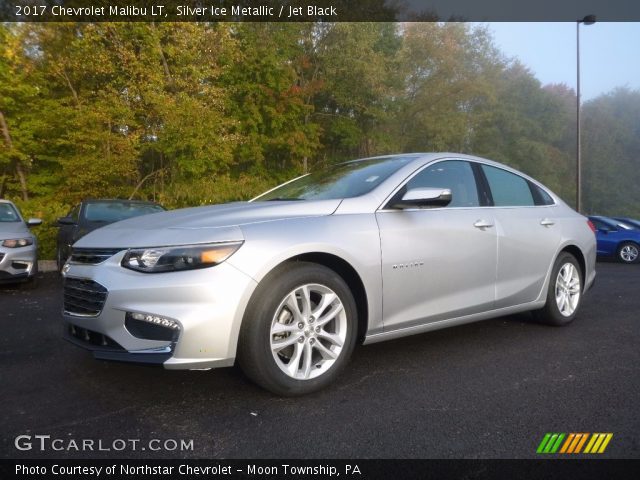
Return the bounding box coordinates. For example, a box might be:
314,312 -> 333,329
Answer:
56,216 -> 76,226
392,188 -> 452,209
26,218 -> 42,227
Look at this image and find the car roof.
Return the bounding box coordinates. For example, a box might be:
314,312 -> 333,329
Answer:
82,198 -> 163,205
342,152 -> 511,168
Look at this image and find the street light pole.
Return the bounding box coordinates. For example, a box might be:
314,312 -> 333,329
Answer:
576,15 -> 596,213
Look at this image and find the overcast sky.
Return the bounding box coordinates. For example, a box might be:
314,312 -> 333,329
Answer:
485,22 -> 640,100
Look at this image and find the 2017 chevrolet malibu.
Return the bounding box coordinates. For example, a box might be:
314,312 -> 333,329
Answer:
62,153 -> 596,395
0,199 -> 42,285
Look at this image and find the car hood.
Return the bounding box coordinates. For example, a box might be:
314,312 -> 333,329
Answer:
0,222 -> 31,239
74,199 -> 342,248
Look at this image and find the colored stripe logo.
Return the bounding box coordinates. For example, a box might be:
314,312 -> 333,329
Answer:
536,433 -> 613,454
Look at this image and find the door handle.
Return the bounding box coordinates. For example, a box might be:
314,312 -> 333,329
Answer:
540,218 -> 555,227
474,220 -> 494,229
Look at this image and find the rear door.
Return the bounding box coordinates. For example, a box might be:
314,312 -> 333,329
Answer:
479,164 -> 562,308
376,159 -> 498,331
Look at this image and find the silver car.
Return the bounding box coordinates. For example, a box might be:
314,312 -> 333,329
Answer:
62,153 -> 596,395
0,199 -> 41,285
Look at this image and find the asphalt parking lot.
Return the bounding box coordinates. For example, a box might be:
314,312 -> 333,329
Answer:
1,262 -> 639,459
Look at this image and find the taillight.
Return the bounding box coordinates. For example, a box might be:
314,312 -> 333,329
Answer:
587,220 -> 596,233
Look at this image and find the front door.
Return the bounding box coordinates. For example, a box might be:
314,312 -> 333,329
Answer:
376,160 -> 498,331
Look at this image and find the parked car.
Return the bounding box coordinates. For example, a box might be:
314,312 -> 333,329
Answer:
62,154 -> 596,395
0,199 -> 42,285
56,199 -> 165,270
613,217 -> 640,230
588,215 -> 640,264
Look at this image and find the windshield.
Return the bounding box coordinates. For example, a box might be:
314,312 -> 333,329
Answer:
616,221 -> 633,230
0,203 -> 21,222
621,219 -> 640,229
254,156 -> 416,201
84,202 -> 165,223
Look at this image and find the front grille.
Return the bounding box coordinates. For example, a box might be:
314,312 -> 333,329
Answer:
63,278 -> 108,316
67,324 -> 124,351
70,248 -> 122,265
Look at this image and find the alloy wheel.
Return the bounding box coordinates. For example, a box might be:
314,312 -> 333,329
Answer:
555,263 -> 581,317
620,244 -> 639,263
270,283 -> 347,380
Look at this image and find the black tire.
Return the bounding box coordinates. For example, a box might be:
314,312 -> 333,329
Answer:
20,275 -> 38,290
238,261 -> 358,396
532,252 -> 583,326
617,242 -> 640,264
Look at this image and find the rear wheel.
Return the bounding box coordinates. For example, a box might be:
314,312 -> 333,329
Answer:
238,262 -> 357,396
617,242 -> 639,264
532,252 -> 582,326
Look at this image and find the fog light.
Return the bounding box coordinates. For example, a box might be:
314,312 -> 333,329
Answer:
128,312 -> 180,330
125,312 -> 181,342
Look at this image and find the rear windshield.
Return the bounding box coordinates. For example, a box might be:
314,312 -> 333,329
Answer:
84,202 -> 165,223
0,203 -> 20,222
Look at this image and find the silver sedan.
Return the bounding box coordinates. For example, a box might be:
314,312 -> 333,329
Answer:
62,153 -> 596,395
0,199 -> 41,285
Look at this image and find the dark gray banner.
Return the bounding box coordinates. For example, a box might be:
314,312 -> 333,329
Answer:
1,0 -> 639,22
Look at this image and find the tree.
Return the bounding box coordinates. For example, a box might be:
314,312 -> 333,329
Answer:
224,23 -> 320,175
0,24 -> 42,200
581,88 -> 640,216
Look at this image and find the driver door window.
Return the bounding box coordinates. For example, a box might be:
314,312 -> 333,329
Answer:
405,160 -> 480,208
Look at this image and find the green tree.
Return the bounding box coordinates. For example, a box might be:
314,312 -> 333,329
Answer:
582,88 -> 640,216
224,23 -> 320,175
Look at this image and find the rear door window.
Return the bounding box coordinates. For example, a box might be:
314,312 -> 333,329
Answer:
481,165 -> 534,207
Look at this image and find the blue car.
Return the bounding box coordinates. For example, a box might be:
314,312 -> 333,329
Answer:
588,216 -> 640,264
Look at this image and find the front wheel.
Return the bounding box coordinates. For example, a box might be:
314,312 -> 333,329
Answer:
617,242 -> 639,264
238,262 -> 358,396
532,252 -> 583,326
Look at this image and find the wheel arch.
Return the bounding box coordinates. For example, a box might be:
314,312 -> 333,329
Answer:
616,239 -> 640,249
559,244 -> 586,288
243,252 -> 370,344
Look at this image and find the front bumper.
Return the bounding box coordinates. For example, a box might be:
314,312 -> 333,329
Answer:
0,244 -> 37,283
62,251 -> 257,369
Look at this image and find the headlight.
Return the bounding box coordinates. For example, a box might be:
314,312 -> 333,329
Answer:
121,242 -> 243,273
2,238 -> 34,248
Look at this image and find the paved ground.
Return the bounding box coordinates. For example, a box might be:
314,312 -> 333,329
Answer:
1,262 -> 639,459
